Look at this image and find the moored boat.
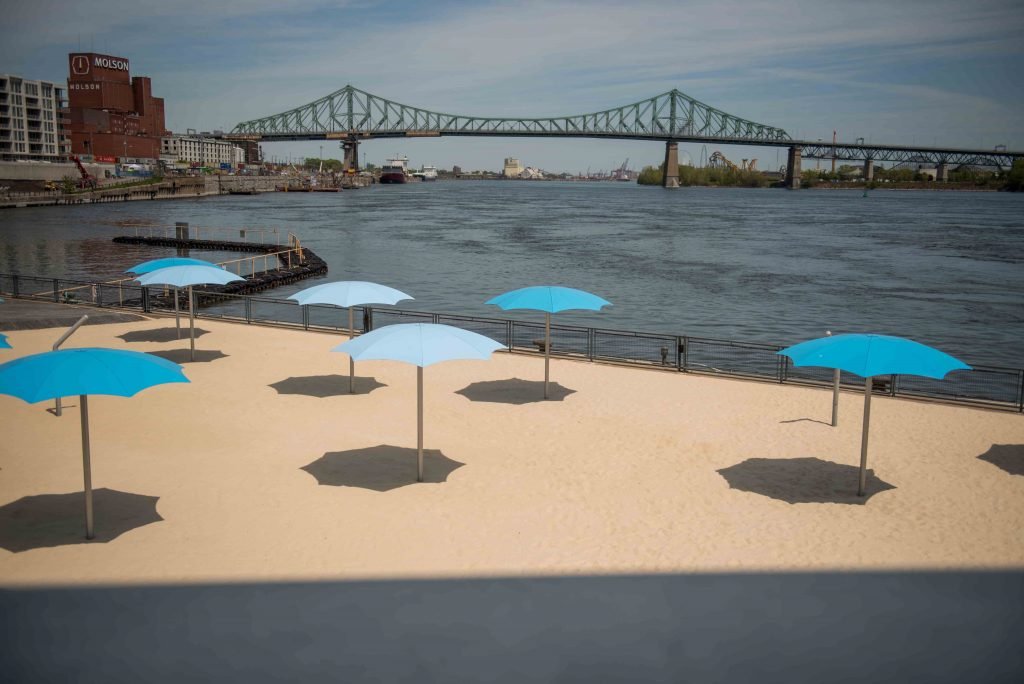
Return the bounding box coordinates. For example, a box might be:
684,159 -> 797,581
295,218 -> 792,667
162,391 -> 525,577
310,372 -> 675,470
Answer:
380,156 -> 409,184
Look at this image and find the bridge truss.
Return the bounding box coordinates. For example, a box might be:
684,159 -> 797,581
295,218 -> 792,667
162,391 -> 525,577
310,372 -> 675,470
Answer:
230,85 -> 791,143
795,142 -> 1018,169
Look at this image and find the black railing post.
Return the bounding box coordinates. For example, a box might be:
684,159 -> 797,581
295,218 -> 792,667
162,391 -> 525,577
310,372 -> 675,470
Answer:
681,336 -> 689,371
779,353 -> 788,383
245,297 -> 252,323
1017,370 -> 1023,413
890,374 -> 897,397
302,303 -> 309,329
588,328 -> 595,361
364,306 -> 373,332
675,336 -> 683,371
141,287 -> 150,313
506,320 -> 512,350
53,279 -> 60,302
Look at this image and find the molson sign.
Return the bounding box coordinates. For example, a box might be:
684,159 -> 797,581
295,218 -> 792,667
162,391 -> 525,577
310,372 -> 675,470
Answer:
69,53 -> 130,78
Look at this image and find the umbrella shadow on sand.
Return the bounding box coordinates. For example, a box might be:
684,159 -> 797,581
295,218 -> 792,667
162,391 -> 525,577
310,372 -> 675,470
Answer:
118,327 -> 210,344
149,349 -> 227,364
455,378 -> 576,405
977,444 -> 1024,477
717,457 -> 896,505
301,445 -> 464,492
269,374 -> 386,398
0,488 -> 163,552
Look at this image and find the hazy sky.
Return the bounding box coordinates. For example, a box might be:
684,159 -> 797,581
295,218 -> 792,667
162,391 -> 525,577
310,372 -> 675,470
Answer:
2,0 -> 1022,172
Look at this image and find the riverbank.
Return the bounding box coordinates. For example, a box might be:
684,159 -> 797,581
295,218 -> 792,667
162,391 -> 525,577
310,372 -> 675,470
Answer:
0,176 -> 282,210
1,313 -> 1022,587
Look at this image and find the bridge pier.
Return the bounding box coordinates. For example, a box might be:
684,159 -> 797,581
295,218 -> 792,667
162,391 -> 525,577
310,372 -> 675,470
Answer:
863,159 -> 874,182
785,146 -> 802,189
936,162 -> 949,182
662,141 -> 680,188
342,139 -> 360,173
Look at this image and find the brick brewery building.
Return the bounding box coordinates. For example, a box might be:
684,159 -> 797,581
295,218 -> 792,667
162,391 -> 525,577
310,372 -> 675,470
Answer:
67,53 -> 167,161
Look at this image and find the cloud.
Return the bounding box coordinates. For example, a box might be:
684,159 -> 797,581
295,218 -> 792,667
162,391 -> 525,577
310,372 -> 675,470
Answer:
2,0 -> 1021,168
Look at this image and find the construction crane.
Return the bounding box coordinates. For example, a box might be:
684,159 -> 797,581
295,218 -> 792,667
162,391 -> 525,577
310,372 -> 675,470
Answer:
612,158 -> 632,181
69,155 -> 97,189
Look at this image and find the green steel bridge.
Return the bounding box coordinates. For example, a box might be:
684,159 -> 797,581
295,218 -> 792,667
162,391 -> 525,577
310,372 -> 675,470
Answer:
228,85 -> 1023,187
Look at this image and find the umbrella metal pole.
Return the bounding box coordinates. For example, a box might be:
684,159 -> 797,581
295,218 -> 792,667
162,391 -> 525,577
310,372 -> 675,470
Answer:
174,286 -> 181,338
544,313 -> 551,400
858,376 -> 872,497
188,285 -> 195,361
417,366 -> 424,482
348,307 -> 355,393
80,394 -> 94,539
831,369 -> 840,427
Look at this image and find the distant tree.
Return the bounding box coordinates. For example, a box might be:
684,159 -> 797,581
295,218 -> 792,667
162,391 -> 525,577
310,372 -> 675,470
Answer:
1005,159 -> 1024,192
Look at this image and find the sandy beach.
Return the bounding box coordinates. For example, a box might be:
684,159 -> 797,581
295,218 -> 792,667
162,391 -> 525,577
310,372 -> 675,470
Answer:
1,312 -> 1022,587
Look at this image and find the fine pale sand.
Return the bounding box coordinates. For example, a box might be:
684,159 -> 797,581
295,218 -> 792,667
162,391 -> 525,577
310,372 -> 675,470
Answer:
1,314 -> 1022,587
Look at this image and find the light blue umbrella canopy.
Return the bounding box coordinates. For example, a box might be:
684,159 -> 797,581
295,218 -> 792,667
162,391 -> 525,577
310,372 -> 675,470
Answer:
486,285 -> 611,313
333,324 -> 502,481
289,280 -> 413,307
293,281 -> 414,393
487,285 -> 610,399
0,347 -> 188,539
125,257 -> 221,274
334,323 -> 502,367
133,264 -> 242,288
777,333 -> 970,497
777,333 -> 970,379
134,265 -> 244,361
0,333 -> 10,350
0,347 -> 188,403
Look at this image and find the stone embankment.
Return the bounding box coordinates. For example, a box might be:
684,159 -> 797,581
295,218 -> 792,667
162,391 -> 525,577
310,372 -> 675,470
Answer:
0,176 -> 283,209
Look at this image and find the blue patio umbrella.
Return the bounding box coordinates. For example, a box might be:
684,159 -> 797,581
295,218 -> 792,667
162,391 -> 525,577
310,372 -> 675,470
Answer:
290,281 -> 413,393
778,333 -> 970,496
334,323 -> 503,481
126,258 -> 223,338
134,265 -> 243,360
0,333 -> 10,349
0,348 -> 189,538
487,286 -> 611,399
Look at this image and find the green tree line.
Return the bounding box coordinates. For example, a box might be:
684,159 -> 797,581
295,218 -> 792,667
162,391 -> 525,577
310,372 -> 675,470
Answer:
637,164 -> 768,187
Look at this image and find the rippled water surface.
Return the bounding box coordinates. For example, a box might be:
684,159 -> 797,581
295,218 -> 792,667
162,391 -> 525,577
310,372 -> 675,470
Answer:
2,182 -> 1023,367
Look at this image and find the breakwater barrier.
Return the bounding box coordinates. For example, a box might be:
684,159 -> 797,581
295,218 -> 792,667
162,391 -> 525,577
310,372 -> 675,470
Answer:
2,271 -> 1021,413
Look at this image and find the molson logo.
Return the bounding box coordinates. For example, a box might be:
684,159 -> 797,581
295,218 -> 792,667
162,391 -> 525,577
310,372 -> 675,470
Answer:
71,55 -> 90,75
93,56 -> 129,71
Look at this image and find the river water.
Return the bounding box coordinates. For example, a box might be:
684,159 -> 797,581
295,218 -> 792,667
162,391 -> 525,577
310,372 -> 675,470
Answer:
1,182 -> 1022,368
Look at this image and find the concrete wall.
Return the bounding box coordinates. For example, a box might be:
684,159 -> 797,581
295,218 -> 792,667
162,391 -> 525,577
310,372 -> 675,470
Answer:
0,161 -> 107,182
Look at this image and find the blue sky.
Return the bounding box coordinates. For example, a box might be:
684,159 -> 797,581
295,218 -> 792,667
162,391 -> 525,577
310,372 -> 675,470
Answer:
2,0 -> 1022,172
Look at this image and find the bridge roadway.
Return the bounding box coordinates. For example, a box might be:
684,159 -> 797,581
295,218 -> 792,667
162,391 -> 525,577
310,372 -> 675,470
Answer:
225,85 -> 1023,188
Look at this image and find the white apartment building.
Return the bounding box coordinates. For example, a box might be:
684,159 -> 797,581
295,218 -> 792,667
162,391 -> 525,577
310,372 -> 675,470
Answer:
161,134 -> 244,167
0,74 -> 69,161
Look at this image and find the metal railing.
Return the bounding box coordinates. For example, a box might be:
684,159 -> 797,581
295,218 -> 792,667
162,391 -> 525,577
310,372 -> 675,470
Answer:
121,224 -> 285,244
2,272 -> 1022,413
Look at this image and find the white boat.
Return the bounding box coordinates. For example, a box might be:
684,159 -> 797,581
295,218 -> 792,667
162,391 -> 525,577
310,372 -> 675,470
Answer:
412,165 -> 438,181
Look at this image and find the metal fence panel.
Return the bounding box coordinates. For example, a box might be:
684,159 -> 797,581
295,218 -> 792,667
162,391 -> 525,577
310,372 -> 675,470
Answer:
307,304 -> 364,332
436,314 -> 509,347
249,297 -> 303,328
594,329 -> 678,366
371,308 -> 434,328
194,293 -> 247,321
896,367 -> 1022,406
684,337 -> 782,379
511,321 -> 589,356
